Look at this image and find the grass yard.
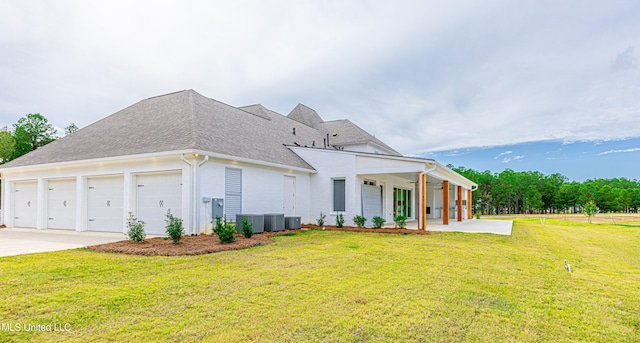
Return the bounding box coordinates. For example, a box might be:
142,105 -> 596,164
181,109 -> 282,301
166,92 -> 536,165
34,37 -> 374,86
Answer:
1,218 -> 639,342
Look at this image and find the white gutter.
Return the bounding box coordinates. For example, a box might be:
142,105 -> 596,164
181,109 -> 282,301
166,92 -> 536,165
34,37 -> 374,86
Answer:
196,155 -> 209,235
180,154 -> 195,235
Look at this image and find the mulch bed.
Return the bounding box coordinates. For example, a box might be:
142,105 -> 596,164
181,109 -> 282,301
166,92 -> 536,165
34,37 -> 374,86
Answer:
87,232 -> 285,256
302,224 -> 430,235
88,225 -> 429,256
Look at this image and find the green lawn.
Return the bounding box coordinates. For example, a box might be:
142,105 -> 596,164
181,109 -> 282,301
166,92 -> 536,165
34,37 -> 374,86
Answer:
1,219 -> 639,342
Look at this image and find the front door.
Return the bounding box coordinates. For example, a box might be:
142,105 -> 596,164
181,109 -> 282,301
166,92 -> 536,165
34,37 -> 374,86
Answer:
283,175 -> 296,216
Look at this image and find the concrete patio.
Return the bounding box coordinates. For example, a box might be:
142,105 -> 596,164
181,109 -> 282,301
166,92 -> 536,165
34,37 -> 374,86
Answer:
399,218 -> 513,235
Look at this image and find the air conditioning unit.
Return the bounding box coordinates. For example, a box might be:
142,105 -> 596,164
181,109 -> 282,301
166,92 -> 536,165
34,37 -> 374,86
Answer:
264,213 -> 285,232
236,214 -> 264,234
285,216 -> 301,230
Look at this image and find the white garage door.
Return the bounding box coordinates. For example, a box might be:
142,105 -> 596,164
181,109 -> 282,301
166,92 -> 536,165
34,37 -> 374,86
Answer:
14,181 -> 38,228
47,179 -> 77,230
136,172 -> 182,235
87,176 -> 124,232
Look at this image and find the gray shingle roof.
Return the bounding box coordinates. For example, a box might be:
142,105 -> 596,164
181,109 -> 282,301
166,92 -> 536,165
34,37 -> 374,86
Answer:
316,120 -> 401,155
1,90 -> 401,170
287,104 -> 324,128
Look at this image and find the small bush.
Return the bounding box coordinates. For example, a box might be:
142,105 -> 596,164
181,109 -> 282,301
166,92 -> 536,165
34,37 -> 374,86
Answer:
353,215 -> 366,228
217,217 -> 237,244
317,211 -> 326,226
336,213 -> 345,228
394,215 -> 407,229
474,212 -> 481,219
126,212 -> 146,243
372,216 -> 386,229
241,216 -> 254,238
165,210 -> 184,244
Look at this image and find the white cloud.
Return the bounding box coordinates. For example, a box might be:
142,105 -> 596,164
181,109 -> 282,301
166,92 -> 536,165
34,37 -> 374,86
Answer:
1,1 -> 640,156
597,148 -> 640,155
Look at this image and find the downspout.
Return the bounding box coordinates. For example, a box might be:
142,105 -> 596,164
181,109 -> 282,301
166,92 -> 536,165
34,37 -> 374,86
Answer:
196,155 -> 209,235
180,154 -> 194,235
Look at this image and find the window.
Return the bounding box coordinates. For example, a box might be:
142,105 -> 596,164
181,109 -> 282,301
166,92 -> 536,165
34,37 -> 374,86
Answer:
333,179 -> 345,212
393,187 -> 412,218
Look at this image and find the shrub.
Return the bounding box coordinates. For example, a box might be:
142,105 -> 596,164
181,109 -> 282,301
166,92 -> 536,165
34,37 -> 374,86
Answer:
474,212 -> 481,219
372,216 -> 386,229
126,212 -> 146,243
317,211 -> 326,226
217,217 -> 237,244
214,216 -> 226,236
336,212 -> 345,228
353,215 -> 366,228
394,215 -> 407,229
165,210 -> 184,244
241,216 -> 254,238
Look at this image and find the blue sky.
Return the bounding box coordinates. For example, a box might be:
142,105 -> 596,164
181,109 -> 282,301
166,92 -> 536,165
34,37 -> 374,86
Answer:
1,1 -> 639,180
421,137 -> 640,181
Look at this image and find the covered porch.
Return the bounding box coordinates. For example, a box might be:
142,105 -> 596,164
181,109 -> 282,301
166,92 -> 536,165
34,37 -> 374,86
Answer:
355,154 -> 477,230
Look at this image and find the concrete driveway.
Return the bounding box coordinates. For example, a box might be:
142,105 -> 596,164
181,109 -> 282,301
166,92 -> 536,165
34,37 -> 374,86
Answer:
0,228 -> 128,257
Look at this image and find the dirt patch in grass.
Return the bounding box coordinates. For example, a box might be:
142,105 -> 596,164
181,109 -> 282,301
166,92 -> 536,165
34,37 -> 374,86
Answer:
87,231 -> 291,256
302,224 -> 430,235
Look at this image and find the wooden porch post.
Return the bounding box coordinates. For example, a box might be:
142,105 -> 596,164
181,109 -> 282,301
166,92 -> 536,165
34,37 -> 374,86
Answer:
443,180 -> 449,225
457,186 -> 463,222
422,173 -> 427,230
468,189 -> 473,219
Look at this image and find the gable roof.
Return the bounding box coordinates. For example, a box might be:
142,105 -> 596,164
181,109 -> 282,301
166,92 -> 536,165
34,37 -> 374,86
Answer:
1,90 -> 401,170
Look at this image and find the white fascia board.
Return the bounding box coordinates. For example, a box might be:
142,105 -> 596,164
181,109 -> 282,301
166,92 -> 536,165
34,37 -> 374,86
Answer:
357,166 -> 426,175
338,141 -> 398,155
191,149 -> 317,174
0,149 -> 317,176
289,146 -> 437,166
428,161 -> 477,189
0,150 -> 190,175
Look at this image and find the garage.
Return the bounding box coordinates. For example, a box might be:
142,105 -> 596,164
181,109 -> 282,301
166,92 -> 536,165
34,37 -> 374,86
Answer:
87,176 -> 124,232
13,181 -> 38,228
47,179 -> 77,230
136,172 -> 182,235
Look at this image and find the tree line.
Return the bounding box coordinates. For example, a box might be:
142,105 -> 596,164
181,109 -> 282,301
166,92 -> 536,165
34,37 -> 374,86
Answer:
450,165 -> 640,215
0,113 -> 77,164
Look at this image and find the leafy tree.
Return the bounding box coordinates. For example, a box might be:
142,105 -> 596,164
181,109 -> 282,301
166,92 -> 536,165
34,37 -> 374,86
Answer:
0,127 -> 16,164
64,123 -> 79,136
12,113 -> 57,159
449,165 -> 640,216
584,200 -> 598,223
